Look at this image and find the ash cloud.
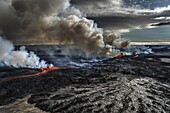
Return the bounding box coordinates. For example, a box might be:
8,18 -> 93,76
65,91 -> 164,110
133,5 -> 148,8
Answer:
0,0 -> 70,41
46,15 -> 129,56
0,0 -> 130,57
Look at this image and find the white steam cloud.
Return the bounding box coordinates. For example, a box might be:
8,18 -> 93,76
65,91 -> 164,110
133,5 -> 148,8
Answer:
0,37 -> 51,68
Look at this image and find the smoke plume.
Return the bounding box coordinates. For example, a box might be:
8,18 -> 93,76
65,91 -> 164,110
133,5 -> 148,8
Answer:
0,36 -> 51,68
47,15 -> 129,56
0,0 -> 130,58
0,0 -> 70,39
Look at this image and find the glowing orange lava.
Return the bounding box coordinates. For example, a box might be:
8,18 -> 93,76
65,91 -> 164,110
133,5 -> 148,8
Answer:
1,66 -> 69,82
40,66 -> 62,71
116,53 -> 126,58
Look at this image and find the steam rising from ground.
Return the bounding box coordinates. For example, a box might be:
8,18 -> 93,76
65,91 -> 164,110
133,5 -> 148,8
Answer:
0,37 -> 51,68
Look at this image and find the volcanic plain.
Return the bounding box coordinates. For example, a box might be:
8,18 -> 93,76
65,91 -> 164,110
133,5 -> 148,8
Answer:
0,45 -> 170,113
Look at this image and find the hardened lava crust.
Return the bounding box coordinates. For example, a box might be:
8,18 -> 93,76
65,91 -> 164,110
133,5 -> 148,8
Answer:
0,55 -> 170,113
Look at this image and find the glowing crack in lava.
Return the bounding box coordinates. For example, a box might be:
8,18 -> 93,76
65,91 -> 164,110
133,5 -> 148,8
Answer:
2,66 -> 70,82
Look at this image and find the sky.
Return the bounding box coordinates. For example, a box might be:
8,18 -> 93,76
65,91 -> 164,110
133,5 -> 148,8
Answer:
0,0 -> 170,44
71,0 -> 170,42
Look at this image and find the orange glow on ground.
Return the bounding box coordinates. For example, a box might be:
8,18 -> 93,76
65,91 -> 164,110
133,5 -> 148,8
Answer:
1,66 -> 70,82
40,66 -> 62,71
116,53 -> 126,58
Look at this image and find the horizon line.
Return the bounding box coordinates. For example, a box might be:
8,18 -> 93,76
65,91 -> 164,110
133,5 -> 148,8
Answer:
14,42 -> 170,46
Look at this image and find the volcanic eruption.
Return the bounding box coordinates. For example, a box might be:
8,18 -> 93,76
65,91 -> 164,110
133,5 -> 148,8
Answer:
0,0 -> 155,79
0,1 -> 170,113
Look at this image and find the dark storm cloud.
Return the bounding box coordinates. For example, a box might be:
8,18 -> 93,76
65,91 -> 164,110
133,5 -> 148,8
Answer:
88,13 -> 170,31
88,15 -> 154,30
71,0 -> 170,32
151,22 -> 170,26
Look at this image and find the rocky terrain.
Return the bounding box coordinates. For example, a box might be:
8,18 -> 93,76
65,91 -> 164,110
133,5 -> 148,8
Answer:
0,55 -> 170,113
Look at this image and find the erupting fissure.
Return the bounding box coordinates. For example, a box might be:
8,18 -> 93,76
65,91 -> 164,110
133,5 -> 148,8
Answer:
1,66 -> 71,82
39,65 -> 67,71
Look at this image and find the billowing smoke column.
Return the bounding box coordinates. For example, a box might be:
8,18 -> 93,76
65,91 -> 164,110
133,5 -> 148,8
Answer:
47,15 -> 130,56
0,0 -> 71,39
0,0 -> 130,68
0,37 -> 52,68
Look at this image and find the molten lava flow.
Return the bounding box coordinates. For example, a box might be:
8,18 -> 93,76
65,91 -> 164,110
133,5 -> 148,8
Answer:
1,66 -> 68,82
40,66 -> 62,71
116,53 -> 126,58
